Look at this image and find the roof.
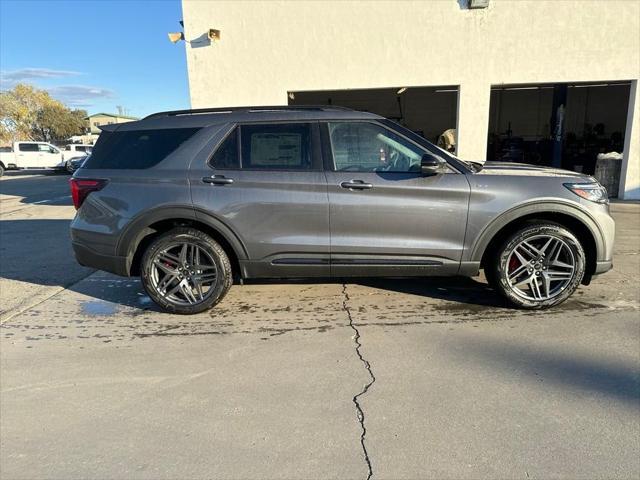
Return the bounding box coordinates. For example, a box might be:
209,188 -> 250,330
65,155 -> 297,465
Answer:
106,105 -> 382,131
85,112 -> 139,120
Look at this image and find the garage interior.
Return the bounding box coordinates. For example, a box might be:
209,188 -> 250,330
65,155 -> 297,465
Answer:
289,82 -> 631,197
487,82 -> 631,196
288,86 -> 458,150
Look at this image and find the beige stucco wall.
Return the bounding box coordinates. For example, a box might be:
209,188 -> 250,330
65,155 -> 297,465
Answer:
182,0 -> 640,199
87,115 -> 136,134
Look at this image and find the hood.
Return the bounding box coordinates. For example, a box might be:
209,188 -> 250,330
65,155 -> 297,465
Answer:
476,161 -> 594,180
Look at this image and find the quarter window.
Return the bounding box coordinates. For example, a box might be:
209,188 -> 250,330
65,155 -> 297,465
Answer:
328,122 -> 424,173
84,128 -> 200,169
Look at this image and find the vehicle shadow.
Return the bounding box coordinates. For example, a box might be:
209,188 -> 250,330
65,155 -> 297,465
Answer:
0,219 -> 90,288
455,333 -> 640,407
0,171 -> 71,206
244,275 -> 508,309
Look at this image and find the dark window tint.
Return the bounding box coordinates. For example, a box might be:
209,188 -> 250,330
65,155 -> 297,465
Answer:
19,143 -> 39,152
241,123 -> 312,170
210,128 -> 239,169
84,128 -> 199,169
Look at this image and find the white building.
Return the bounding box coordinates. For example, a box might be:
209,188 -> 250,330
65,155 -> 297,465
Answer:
182,0 -> 639,199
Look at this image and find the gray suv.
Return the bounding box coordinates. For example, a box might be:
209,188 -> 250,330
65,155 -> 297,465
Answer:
70,106 -> 614,314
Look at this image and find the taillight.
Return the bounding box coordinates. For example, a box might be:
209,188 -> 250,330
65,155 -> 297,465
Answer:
69,178 -> 107,210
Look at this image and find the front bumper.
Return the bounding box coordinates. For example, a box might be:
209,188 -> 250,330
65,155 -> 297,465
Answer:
594,260 -> 613,275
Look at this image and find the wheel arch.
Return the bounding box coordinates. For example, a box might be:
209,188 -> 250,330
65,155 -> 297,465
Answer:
474,203 -> 602,281
116,206 -> 248,277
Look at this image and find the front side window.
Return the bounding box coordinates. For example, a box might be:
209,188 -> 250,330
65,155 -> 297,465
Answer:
328,122 -> 424,173
38,144 -> 57,153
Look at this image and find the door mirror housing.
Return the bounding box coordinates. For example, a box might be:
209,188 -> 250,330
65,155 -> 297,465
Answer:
421,154 -> 441,175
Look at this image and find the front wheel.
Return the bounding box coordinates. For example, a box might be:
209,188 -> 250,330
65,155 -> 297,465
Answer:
140,227 -> 233,314
489,223 -> 586,309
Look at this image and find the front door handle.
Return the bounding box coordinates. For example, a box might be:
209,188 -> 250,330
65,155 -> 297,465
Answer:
203,175 -> 234,185
340,180 -> 373,190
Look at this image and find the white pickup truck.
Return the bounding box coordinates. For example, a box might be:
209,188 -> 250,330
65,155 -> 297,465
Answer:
0,141 -> 65,176
63,144 -> 93,160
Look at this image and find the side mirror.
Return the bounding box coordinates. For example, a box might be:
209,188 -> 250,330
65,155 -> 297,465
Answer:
421,154 -> 441,175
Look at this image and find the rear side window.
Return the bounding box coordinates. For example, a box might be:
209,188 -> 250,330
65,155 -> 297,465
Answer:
19,143 -> 39,152
209,123 -> 313,170
241,123 -> 311,170
210,128 -> 240,169
84,128 -> 199,169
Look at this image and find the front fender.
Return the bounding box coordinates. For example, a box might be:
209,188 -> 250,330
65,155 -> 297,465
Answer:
466,199 -> 607,264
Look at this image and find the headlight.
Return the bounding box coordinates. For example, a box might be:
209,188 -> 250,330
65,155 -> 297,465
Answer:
564,182 -> 608,204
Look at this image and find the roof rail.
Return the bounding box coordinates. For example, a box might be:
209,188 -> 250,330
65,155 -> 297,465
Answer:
143,105 -> 353,120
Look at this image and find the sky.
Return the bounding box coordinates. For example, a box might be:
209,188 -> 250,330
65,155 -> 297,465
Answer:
0,0 -> 191,118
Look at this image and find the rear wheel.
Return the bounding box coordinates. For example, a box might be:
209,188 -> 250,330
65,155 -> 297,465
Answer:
0,164 -> 4,177
489,223 -> 585,309
140,227 -> 233,314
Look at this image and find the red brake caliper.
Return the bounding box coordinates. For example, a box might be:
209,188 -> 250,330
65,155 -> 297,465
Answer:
508,255 -> 520,274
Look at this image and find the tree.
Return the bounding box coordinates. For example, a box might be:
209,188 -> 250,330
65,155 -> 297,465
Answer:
0,83 -> 87,144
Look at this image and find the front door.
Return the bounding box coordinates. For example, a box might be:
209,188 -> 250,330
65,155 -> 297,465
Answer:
190,122 -> 330,278
37,143 -> 61,168
322,121 -> 470,276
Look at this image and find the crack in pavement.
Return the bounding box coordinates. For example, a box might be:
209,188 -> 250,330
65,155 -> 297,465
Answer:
343,284 -> 376,480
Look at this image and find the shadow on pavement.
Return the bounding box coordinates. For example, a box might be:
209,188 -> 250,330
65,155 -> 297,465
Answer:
457,335 -> 640,407
0,171 -> 71,206
0,219 -> 90,287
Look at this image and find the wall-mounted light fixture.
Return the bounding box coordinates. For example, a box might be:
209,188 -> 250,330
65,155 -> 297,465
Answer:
396,87 -> 407,95
468,0 -> 490,8
168,21 -> 221,45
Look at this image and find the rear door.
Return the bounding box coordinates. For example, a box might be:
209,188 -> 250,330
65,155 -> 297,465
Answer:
190,122 -> 330,278
16,143 -> 40,168
322,121 -> 470,276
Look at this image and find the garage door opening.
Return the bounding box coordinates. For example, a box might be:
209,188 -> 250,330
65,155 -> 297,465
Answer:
288,86 -> 458,152
487,81 -> 631,196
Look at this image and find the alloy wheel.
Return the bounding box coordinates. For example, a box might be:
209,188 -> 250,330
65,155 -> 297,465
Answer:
149,241 -> 218,306
505,234 -> 576,302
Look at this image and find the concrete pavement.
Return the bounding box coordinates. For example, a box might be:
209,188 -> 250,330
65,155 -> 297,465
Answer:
1,174 -> 638,479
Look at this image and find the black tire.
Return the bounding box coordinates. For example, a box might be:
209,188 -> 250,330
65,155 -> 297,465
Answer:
65,161 -> 74,174
140,227 -> 233,314
488,222 -> 586,309
0,164 -> 4,177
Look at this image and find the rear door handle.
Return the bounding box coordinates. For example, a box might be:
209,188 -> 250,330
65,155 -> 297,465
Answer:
340,180 -> 373,190
203,175 -> 234,185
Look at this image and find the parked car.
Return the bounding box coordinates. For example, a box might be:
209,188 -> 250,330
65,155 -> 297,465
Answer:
63,144 -> 93,160
70,106 -> 614,314
65,154 -> 90,173
0,141 -> 65,172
